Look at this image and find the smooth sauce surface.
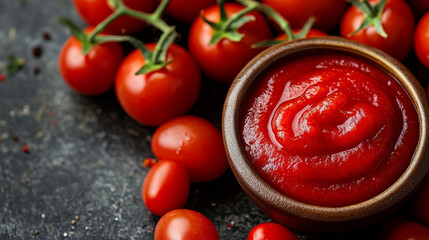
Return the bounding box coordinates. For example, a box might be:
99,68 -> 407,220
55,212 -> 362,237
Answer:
240,52 -> 419,207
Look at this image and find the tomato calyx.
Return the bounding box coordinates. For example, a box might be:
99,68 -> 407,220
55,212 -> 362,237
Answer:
60,0 -> 178,74
348,0 -> 388,38
201,0 -> 258,45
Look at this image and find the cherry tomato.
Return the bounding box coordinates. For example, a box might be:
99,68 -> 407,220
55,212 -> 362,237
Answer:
162,0 -> 216,23
115,43 -> 201,127
151,115 -> 228,182
340,0 -> 415,61
58,29 -> 123,95
262,0 -> 347,32
247,223 -> 298,240
72,0 -> 156,34
414,12 -> 429,70
154,209 -> 219,240
188,3 -> 272,84
412,178 -> 429,226
409,0 -> 429,17
382,218 -> 429,240
142,160 -> 189,216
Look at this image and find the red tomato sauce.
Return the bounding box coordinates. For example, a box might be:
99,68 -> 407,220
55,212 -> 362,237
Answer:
240,52 -> 419,207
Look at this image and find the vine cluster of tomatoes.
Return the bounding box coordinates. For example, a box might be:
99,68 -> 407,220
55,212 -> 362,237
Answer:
58,0 -> 429,239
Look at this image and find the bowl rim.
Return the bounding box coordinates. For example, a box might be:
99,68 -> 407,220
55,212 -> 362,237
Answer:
222,36 -> 429,223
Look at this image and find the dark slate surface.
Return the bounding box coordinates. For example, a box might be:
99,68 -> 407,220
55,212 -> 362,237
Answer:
1,1 -> 428,240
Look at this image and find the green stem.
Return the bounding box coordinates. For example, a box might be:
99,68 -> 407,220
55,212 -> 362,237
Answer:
87,8 -> 125,42
151,27 -> 176,65
121,0 -> 172,33
237,0 -> 294,40
61,0 -> 176,74
223,1 -> 258,30
151,0 -> 170,19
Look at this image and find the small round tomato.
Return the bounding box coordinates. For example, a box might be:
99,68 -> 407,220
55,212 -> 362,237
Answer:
72,0 -> 156,34
142,160 -> 190,216
154,209 -> 219,240
340,0 -> 415,61
188,3 -> 272,84
382,218 -> 429,240
162,0 -> 216,23
414,12 -> 429,70
58,30 -> 123,95
262,0 -> 347,31
247,223 -> 298,240
115,43 -> 201,127
412,178 -> 429,226
151,115 -> 228,182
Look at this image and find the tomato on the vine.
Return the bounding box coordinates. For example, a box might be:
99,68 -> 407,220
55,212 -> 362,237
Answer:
72,0 -> 156,34
414,12 -> 429,70
188,3 -> 272,84
340,0 -> 415,61
162,0 -> 216,23
154,209 -> 219,240
381,218 -> 429,240
411,178 -> 429,226
115,43 -> 201,127
58,29 -> 123,95
142,160 -> 189,216
247,223 -> 298,240
151,115 -> 228,182
262,0 -> 347,32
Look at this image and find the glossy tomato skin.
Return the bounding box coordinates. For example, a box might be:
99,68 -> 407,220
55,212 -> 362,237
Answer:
162,0 -> 216,23
412,178 -> 429,226
414,12 -> 429,69
382,219 -> 429,240
188,3 -> 272,84
247,223 -> 298,240
154,209 -> 219,240
142,160 -> 189,216
115,43 -> 201,127
73,0 -> 156,34
262,0 -> 347,31
58,31 -> 123,95
151,115 -> 228,182
340,0 -> 415,61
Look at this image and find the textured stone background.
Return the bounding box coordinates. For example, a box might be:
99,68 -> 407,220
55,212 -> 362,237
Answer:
1,0 -> 428,240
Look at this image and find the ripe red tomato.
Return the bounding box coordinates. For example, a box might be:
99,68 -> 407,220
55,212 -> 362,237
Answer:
162,0 -> 216,23
58,30 -> 123,95
382,219 -> 429,240
142,160 -> 189,216
414,12 -> 429,70
72,0 -> 156,34
115,43 -> 201,127
247,223 -> 298,240
188,3 -> 272,84
262,0 -> 347,32
151,115 -> 228,182
340,0 -> 415,61
154,209 -> 219,240
412,178 -> 429,226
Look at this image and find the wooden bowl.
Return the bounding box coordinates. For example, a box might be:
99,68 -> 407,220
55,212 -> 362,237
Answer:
222,37 -> 429,232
